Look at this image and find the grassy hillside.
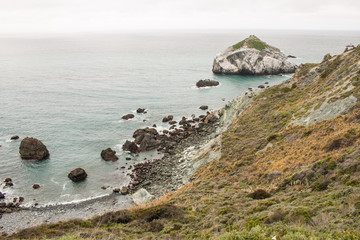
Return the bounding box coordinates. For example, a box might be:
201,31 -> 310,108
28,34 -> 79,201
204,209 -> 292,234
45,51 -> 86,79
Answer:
3,46 -> 360,239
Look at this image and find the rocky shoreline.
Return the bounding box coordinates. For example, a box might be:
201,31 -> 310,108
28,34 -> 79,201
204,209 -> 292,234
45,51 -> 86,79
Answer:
0,86 -> 262,235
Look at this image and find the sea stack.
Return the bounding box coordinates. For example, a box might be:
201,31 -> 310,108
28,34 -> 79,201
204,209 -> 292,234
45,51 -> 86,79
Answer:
19,137 -> 49,161
212,35 -> 297,75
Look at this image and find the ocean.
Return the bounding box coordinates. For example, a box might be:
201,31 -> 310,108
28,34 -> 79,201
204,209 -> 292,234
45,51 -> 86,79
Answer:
0,30 -> 359,206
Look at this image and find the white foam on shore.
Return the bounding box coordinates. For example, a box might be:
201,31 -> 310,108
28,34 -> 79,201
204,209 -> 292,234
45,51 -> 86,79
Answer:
36,193 -> 112,208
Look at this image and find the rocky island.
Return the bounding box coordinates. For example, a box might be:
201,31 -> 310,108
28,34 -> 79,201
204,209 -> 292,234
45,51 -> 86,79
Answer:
212,35 -> 297,75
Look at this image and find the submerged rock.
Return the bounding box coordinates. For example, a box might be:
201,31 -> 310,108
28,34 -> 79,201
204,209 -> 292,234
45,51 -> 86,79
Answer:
196,79 -> 219,88
19,137 -> 49,160
33,184 -> 40,189
5,182 -> 13,187
212,35 -> 297,75
68,168 -> 88,182
199,105 -> 208,110
101,148 -> 119,162
4,178 -> 12,183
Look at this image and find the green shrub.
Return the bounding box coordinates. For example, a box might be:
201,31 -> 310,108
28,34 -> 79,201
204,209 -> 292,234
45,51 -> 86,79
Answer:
290,208 -> 314,224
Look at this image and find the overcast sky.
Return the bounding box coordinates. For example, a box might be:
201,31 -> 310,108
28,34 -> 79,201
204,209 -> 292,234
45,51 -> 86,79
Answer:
0,0 -> 359,33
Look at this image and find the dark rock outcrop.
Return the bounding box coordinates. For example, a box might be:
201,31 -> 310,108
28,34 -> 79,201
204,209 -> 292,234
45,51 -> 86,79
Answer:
19,137 -> 49,160
68,168 -> 88,182
101,148 -> 119,162
33,184 -> 40,189
132,128 -> 161,152
122,114 -> 135,120
322,53 -> 332,63
0,192 -> 5,199
122,140 -> 138,153
199,105 -> 208,110
196,79 -> 219,88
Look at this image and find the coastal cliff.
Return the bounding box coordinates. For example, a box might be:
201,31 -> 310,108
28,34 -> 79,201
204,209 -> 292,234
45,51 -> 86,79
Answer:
3,46 -> 360,239
212,35 -> 297,75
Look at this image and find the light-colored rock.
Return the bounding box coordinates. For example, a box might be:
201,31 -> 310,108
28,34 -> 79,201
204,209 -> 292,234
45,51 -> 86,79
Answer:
132,188 -> 155,205
212,35 -> 296,75
291,95 -> 357,126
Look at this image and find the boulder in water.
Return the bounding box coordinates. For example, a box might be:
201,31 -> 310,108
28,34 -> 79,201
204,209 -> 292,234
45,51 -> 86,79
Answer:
136,108 -> 147,113
68,168 -> 88,182
196,79 -> 219,88
11,135 -> 19,140
19,137 -> 49,161
101,148 -> 119,162
162,115 -> 174,122
122,114 -> 135,120
122,140 -> 138,153
199,105 -> 208,110
33,184 -> 40,189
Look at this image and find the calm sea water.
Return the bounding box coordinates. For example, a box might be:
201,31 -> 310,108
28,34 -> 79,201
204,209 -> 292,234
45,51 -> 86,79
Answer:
0,30 -> 359,205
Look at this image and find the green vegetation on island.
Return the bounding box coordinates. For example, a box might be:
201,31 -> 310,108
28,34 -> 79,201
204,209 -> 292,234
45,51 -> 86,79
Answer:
232,35 -> 280,51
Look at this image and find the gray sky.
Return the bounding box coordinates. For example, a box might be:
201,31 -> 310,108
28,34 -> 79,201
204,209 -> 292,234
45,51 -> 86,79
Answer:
0,0 -> 359,33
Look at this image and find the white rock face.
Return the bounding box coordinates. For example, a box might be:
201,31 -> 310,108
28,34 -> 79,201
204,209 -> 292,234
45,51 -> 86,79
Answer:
132,188 -> 155,205
212,41 -> 297,75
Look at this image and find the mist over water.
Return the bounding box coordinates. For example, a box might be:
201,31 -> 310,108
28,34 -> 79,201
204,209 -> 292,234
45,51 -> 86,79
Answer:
0,30 -> 359,205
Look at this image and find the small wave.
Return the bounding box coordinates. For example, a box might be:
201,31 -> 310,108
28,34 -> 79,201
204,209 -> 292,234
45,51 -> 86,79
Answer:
50,178 -> 60,185
40,193 -> 112,208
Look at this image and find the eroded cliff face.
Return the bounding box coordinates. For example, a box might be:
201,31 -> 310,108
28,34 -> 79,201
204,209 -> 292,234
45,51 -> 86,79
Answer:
212,35 -> 297,75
